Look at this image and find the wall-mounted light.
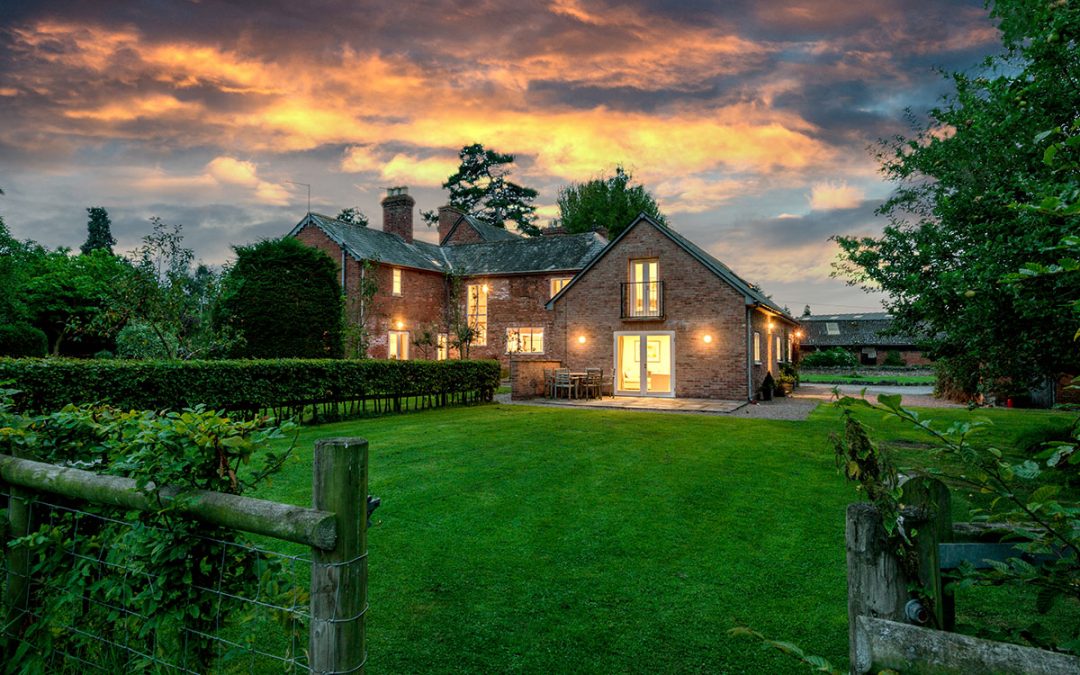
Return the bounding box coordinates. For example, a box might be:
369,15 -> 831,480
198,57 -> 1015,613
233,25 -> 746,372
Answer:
481,284 -> 489,294
795,329 -> 804,339
703,334 -> 713,344
577,335 -> 587,344
767,320 -> 775,333
395,320 -> 404,330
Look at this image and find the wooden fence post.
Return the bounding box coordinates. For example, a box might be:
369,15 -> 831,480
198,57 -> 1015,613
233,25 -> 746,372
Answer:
901,476 -> 954,632
846,502 -> 909,674
3,448 -> 31,646
310,437 -> 368,675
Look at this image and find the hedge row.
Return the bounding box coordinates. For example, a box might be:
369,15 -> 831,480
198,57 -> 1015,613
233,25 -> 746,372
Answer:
0,358 -> 502,421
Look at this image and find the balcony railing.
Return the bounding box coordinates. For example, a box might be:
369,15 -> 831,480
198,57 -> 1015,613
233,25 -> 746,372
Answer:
621,281 -> 664,319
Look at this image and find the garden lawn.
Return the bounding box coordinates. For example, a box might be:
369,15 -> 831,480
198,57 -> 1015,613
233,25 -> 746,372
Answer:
251,401 -> 1075,673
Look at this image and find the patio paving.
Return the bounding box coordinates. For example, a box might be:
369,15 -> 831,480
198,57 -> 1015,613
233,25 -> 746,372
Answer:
510,395 -> 746,414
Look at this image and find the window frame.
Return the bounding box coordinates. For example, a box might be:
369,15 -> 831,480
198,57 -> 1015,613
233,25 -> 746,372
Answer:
436,333 -> 449,361
629,258 -> 660,316
466,283 -> 488,346
826,322 -> 840,336
549,277 -> 572,299
392,268 -> 402,296
505,327 -> 544,354
753,331 -> 761,364
388,330 -> 409,360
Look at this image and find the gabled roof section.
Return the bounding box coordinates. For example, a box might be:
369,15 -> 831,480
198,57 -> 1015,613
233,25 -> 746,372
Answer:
441,214 -> 522,245
289,213 -> 448,272
546,213 -> 795,322
443,231 -> 607,275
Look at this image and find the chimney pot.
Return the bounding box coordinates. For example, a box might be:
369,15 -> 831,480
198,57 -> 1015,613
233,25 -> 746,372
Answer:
381,186 -> 415,243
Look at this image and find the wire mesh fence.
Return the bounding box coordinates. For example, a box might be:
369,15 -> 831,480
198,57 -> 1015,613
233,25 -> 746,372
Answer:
1,489 -> 313,673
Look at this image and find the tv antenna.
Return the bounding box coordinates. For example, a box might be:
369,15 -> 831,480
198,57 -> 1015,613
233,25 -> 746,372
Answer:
286,180 -> 311,214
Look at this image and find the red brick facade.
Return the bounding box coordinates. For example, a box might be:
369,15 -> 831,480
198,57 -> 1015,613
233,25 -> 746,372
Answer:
291,196 -> 796,401
547,223 -> 795,400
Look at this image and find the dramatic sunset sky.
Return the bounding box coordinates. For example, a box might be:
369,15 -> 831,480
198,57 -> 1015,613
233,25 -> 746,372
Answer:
0,1 -> 1004,313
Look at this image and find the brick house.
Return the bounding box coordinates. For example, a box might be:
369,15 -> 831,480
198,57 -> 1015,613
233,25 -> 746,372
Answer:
799,313 -> 932,366
290,188 -> 797,401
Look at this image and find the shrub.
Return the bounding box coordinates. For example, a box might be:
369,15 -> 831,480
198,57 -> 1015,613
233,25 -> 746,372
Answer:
0,357 -> 502,421
217,237 -> 344,359
883,349 -> 906,367
801,348 -> 857,368
115,321 -> 179,359
0,323 -> 47,357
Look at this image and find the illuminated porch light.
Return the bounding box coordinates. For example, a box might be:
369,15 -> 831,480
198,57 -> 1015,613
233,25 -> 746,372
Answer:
703,334 -> 713,344
481,284 -> 489,294
395,320 -> 404,329
767,320 -> 775,332
577,335 -> 587,344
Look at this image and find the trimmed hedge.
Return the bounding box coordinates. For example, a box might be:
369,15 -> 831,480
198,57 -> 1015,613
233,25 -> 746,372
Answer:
0,358 -> 501,421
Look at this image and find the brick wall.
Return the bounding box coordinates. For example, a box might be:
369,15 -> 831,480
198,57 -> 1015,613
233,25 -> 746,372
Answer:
549,223 -> 759,400
510,359 -> 561,399
459,274 -> 571,368
293,224 -> 445,359
443,221 -> 487,245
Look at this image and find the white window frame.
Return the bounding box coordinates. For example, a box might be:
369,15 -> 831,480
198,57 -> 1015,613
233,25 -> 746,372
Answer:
467,284 -> 488,346
753,331 -> 761,364
506,327 -> 544,354
775,335 -> 782,363
388,330 -> 409,360
629,258 -> 660,317
392,268 -> 402,296
550,277 -> 572,299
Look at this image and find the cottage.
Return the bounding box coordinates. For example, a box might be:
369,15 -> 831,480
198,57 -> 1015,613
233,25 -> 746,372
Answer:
291,187 -> 797,402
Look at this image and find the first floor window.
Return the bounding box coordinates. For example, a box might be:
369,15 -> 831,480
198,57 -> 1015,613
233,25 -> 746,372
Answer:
467,283 -> 488,346
437,333 -> 448,361
775,335 -> 782,363
388,330 -> 409,360
787,335 -> 794,362
392,268 -> 402,296
550,277 -> 572,299
753,331 -> 761,363
506,327 -> 544,354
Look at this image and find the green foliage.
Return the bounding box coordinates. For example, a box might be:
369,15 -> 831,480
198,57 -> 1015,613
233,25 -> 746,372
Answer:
0,390 -> 299,671
728,628 -> 842,674
422,143 -> 540,236
336,206 -> 369,226
99,217 -> 235,360
883,349 -> 905,367
0,357 -> 502,420
80,206 -> 116,255
0,323 -> 48,358
218,237 -> 344,359
801,348 -> 857,369
833,0 -> 1080,395
115,320 -> 179,359
556,166 -> 667,238
21,248 -> 129,357
344,258 -> 380,358
835,393 -> 1080,652
0,217 -> 46,325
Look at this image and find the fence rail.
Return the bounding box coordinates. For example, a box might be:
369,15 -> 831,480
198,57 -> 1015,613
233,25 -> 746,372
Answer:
1,437 -> 369,674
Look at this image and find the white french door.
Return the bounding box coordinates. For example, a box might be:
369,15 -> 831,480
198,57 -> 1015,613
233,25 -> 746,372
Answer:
614,331 -> 674,397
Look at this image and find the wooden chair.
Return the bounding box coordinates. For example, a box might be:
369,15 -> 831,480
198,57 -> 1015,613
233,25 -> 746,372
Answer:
543,368 -> 555,398
582,368 -> 602,400
552,368 -> 574,399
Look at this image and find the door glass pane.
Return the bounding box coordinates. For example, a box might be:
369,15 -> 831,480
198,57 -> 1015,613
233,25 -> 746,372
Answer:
645,335 -> 672,394
618,335 -> 641,392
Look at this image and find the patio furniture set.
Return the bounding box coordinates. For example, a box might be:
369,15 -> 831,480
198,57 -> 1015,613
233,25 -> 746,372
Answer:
544,368 -> 613,400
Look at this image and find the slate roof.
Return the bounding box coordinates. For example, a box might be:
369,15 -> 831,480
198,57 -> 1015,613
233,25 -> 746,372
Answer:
442,232 -> 607,275
442,214 -> 521,243
546,213 -> 795,322
291,213 -> 606,276
801,313 -> 924,347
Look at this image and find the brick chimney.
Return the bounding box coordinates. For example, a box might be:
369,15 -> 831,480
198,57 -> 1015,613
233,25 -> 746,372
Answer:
381,186 -> 415,243
437,205 -> 464,245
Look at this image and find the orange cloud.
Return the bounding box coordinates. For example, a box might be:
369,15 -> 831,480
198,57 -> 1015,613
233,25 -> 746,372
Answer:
809,181 -> 864,210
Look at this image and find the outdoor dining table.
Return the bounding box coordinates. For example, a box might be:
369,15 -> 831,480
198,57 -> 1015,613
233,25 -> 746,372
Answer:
568,372 -> 586,398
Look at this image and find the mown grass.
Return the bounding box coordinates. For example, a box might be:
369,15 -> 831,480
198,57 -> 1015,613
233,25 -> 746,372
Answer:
246,400 -> 1076,673
800,373 -> 937,386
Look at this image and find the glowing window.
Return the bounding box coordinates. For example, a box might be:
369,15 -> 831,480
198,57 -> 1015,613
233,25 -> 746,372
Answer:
550,277 -> 572,299
753,331 -> 761,363
506,328 -> 544,354
437,333 -> 449,361
388,330 -> 409,360
467,284 -> 488,346
392,268 -> 402,296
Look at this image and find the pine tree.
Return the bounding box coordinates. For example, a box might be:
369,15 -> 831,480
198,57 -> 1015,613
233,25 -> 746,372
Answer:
81,207 -> 116,255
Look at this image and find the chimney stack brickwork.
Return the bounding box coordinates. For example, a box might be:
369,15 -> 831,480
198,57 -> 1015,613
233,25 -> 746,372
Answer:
437,205 -> 464,244
381,186 -> 415,243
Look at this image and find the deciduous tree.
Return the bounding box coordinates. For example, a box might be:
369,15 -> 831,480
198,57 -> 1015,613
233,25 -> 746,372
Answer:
557,166 -> 666,238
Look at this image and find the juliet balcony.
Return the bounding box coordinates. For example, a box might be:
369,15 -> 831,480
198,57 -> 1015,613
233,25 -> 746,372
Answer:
620,281 -> 665,319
